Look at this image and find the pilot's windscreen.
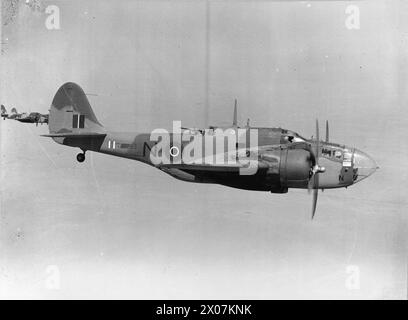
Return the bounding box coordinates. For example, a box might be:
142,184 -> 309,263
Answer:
292,132 -> 306,142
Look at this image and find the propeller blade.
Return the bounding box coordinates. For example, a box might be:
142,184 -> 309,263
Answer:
308,163 -> 315,194
308,177 -> 313,194
325,120 -> 329,142
311,119 -> 320,219
315,119 -> 319,154
312,178 -> 318,219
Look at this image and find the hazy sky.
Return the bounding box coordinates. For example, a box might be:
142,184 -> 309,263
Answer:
0,0 -> 407,299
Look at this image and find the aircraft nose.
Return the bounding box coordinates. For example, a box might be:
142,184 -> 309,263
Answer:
353,149 -> 378,183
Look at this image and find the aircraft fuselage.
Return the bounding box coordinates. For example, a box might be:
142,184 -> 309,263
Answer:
54,127 -> 375,193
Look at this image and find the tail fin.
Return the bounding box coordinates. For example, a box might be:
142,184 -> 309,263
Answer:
49,82 -> 105,135
1,105 -> 6,114
11,107 -> 17,114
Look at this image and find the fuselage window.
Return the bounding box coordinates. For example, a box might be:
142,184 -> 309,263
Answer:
343,152 -> 352,167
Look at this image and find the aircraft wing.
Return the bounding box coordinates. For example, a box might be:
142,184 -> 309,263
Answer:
156,143 -> 295,172
158,160 -> 268,172
41,132 -> 107,138
159,142 -> 314,172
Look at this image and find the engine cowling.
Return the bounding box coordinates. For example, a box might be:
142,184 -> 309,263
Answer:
279,148 -> 311,188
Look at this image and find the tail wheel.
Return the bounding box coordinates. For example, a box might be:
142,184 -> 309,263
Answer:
76,152 -> 86,163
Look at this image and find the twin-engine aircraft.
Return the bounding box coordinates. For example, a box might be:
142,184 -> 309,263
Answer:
1,105 -> 48,125
42,82 -> 378,218
16,112 -> 48,126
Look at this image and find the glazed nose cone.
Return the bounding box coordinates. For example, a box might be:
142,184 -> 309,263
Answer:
353,149 -> 378,183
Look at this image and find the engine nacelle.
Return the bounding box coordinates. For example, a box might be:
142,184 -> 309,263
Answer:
279,148 -> 311,188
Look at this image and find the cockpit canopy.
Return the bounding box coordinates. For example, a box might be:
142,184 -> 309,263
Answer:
283,130 -> 307,143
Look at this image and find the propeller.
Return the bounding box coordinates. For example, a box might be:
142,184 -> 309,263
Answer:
308,119 -> 326,219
